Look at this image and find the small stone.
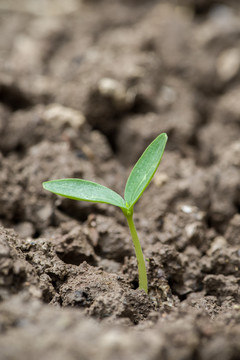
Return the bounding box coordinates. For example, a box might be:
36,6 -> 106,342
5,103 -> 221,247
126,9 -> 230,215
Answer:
181,205 -> 193,214
217,48 -> 240,82
185,223 -> 198,240
43,103 -> 85,130
98,78 -> 135,109
207,236 -> 227,256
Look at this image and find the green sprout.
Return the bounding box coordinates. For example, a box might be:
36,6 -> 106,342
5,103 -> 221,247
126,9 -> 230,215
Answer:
43,133 -> 167,294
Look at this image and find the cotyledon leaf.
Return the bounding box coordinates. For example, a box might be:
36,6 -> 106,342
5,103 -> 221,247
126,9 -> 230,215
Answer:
43,179 -> 127,209
124,133 -> 168,209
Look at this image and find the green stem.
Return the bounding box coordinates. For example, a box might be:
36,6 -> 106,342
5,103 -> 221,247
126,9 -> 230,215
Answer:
125,214 -> 148,294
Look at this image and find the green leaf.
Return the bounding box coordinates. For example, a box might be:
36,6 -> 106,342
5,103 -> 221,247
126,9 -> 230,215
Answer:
43,179 -> 127,209
124,133 -> 167,208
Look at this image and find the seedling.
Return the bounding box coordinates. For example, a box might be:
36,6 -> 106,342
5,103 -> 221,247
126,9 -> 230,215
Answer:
43,133 -> 167,294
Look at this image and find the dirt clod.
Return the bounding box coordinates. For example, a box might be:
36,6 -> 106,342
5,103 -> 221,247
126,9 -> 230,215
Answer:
1,1 -> 240,359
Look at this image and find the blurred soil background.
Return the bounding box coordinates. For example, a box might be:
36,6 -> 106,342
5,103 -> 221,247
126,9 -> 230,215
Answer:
0,0 -> 240,359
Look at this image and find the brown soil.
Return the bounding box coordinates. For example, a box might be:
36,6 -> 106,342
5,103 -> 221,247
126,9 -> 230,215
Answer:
0,1 -> 240,359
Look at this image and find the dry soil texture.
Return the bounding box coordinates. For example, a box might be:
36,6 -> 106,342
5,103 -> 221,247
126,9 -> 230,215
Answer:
0,1 -> 240,359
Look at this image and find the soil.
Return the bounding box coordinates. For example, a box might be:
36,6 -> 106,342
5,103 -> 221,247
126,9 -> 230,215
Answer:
0,1 -> 240,359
